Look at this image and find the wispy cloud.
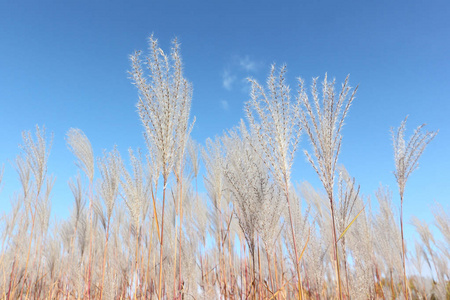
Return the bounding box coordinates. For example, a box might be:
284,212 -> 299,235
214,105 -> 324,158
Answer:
221,100 -> 229,111
238,55 -> 258,72
222,55 -> 262,91
222,70 -> 236,90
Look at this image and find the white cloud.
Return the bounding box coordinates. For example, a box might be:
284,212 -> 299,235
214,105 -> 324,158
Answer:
238,55 -> 258,72
222,55 -> 261,91
221,100 -> 229,111
222,70 -> 235,90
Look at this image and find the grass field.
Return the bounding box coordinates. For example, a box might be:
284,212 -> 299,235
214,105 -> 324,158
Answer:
0,36 -> 448,300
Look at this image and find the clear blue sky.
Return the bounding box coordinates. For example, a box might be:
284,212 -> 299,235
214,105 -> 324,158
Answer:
0,1 -> 449,245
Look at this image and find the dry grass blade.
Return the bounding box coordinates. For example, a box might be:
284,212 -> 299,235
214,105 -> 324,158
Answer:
337,204 -> 366,242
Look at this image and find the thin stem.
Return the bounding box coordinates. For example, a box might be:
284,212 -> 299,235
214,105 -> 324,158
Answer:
400,195 -> 408,300
330,195 -> 343,300
158,178 -> 167,300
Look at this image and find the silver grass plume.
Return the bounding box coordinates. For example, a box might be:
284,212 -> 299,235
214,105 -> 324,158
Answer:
20,125 -> 53,195
202,137 -> 225,211
432,204 -> 450,253
373,186 -> 402,278
121,148 -> 150,232
245,64 -> 301,195
130,35 -> 195,183
222,122 -> 278,261
391,116 -> 437,298
411,217 -> 436,274
16,125 -> 53,298
97,146 -> 122,228
130,37 -> 195,298
187,138 -> 200,180
36,177 -> 53,235
68,174 -> 86,232
392,117 -> 438,199
298,73 -> 357,299
14,155 -> 32,208
245,65 -> 304,293
298,74 -> 356,201
66,128 -> 94,183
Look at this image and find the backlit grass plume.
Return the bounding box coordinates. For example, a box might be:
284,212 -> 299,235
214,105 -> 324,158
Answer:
245,65 -> 304,298
129,35 -> 195,299
391,116 -> 438,299
298,74 -> 357,300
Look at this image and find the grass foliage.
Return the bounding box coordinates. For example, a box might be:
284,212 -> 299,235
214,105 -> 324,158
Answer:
0,36 -> 447,299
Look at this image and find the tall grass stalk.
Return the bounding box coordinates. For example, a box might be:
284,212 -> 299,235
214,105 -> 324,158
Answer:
17,125 -> 52,299
391,116 -> 437,299
66,128 -> 94,299
130,35 -> 194,299
298,74 -> 357,299
246,65 -> 303,299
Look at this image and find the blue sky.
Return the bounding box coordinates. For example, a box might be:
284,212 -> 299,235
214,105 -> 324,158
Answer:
0,1 -> 449,247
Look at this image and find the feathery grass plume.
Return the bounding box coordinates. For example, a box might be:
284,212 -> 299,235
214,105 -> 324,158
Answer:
411,218 -> 436,274
432,204 -> 450,251
187,138 -> 200,181
130,35 -> 195,299
246,65 -> 301,195
283,187 -> 310,293
15,125 -> 53,298
168,176 -> 198,297
68,174 -> 86,232
66,128 -> 94,183
298,75 -> 356,198
298,73 -> 357,299
1,194 -> 24,253
411,241 -> 429,299
336,166 -> 362,296
96,147 -> 121,228
14,154 -> 32,207
430,208 -> 450,299
245,64 -> 304,297
44,232 -> 61,282
412,216 -> 449,298
201,136 -> 231,295
391,116 -> 438,299
392,117 -> 438,200
256,183 -> 286,257
430,251 -> 449,299
36,177 -> 53,235
95,147 -> 122,298
202,137 -> 225,211
336,167 -> 374,300
121,148 -> 150,232
65,127 -> 95,297
130,35 -> 195,184
336,166 -> 360,239
304,224 -> 329,298
373,185 -> 403,295
222,121 -> 283,281
20,125 -> 53,195
300,182 -> 334,297
412,241 -> 425,276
